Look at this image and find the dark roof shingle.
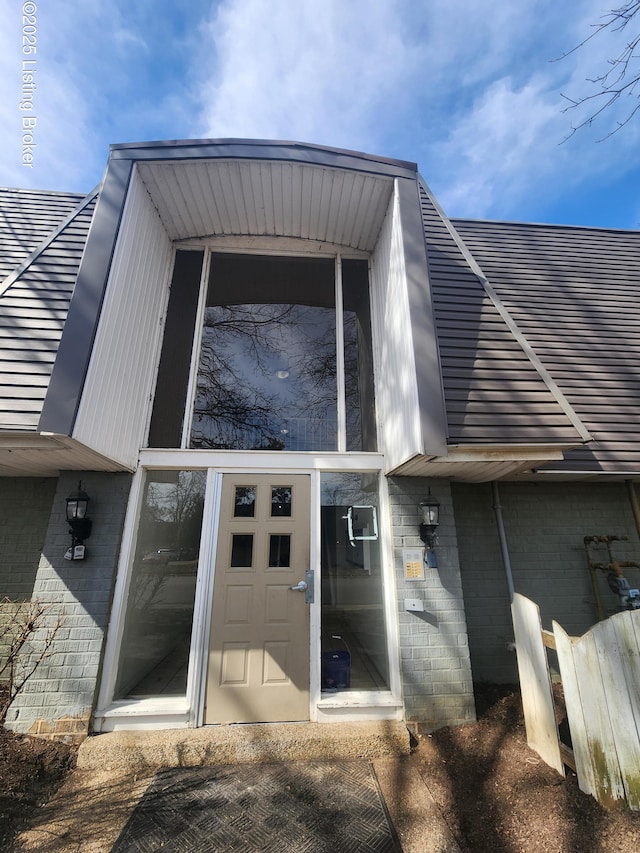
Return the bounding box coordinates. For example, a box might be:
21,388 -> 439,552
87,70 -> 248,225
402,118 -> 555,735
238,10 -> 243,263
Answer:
420,184 -> 587,449
0,190 -> 96,431
452,218 -> 640,473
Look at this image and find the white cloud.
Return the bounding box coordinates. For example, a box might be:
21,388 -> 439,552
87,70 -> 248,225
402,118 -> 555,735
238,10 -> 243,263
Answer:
418,0 -> 640,221
432,76 -> 561,217
0,0 -> 199,191
196,0 -> 417,149
193,0 -> 640,223
114,29 -> 149,53
0,0 -> 110,190
0,0 -> 638,226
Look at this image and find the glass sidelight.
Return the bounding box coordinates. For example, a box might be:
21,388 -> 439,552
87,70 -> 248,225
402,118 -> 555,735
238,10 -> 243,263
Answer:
320,472 -> 389,692
113,470 -> 206,699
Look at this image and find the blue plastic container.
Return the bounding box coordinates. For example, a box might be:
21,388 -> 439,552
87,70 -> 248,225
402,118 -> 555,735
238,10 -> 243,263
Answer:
321,650 -> 351,689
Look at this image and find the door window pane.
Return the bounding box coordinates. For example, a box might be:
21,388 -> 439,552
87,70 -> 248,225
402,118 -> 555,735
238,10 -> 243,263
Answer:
320,473 -> 388,692
271,486 -> 292,517
231,534 -> 254,567
234,486 -> 256,517
114,470 -> 205,699
269,535 -> 291,567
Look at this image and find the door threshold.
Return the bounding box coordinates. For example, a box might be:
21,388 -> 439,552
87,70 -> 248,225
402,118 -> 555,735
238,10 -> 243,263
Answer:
318,691 -> 402,709
79,719 -> 411,773
93,698 -> 190,732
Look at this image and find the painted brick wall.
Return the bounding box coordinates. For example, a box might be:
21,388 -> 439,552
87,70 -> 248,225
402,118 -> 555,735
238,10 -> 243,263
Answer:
0,477 -> 56,599
388,476 -> 475,733
451,481 -> 640,684
5,471 -> 131,741
0,478 -> 57,673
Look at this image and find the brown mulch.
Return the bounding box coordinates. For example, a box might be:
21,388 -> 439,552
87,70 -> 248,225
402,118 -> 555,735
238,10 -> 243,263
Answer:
0,684 -> 639,851
413,683 -> 640,852
0,728 -> 75,849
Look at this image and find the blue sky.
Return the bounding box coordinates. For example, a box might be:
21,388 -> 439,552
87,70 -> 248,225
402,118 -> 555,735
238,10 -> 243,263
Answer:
1,0 -> 639,228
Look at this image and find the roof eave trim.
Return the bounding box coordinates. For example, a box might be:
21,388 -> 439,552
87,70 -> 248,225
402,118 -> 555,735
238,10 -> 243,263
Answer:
534,469 -> 640,477
435,445 -> 569,463
386,444 -> 571,474
448,441 -> 584,452
109,138 -> 418,180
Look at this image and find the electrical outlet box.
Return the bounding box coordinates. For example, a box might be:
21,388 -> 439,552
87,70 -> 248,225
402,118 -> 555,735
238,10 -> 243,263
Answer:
404,598 -> 424,612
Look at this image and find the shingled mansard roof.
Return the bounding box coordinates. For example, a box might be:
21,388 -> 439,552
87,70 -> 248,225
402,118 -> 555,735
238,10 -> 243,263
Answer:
418,183 -> 589,452
0,140 -> 638,479
451,218 -> 640,475
0,188 -> 97,432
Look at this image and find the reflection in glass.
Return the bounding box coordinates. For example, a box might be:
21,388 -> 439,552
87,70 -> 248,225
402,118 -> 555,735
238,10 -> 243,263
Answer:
271,486 -> 292,517
343,260 -> 377,452
234,486 -> 256,517
320,473 -> 389,692
190,254 -> 337,452
231,535 -> 254,567
269,535 -> 291,567
114,470 -> 205,699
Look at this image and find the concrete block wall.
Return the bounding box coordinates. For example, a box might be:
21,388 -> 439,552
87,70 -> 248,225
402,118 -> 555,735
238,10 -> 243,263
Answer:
451,481 -> 640,684
5,471 -> 132,741
388,476 -> 475,733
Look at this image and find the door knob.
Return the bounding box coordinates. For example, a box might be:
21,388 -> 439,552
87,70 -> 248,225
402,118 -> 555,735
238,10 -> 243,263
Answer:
290,580 -> 308,592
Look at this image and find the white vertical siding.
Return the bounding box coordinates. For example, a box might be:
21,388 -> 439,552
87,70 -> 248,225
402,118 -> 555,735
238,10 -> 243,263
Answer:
370,183 -> 422,471
73,168 -> 173,468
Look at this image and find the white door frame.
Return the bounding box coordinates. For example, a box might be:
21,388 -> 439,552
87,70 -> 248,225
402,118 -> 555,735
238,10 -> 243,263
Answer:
94,452 -> 401,731
190,465 -> 323,727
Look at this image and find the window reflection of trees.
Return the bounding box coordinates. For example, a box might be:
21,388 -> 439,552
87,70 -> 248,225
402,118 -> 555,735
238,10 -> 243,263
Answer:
190,303 -> 337,451
114,470 -> 206,699
131,471 -> 206,609
142,471 -> 206,553
343,310 -> 361,449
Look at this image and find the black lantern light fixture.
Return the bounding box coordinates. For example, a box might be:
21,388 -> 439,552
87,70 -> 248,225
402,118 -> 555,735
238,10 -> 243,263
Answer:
65,481 -> 92,560
418,492 -> 440,549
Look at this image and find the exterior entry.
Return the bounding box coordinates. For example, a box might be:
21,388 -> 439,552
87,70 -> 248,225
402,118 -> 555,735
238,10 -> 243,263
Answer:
205,474 -> 311,723
3,140 -> 498,739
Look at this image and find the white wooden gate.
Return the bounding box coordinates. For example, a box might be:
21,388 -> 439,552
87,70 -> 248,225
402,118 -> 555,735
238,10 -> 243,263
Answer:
512,593 -> 640,810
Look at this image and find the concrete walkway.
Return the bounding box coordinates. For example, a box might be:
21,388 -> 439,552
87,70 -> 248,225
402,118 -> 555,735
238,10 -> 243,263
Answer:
14,722 -> 461,853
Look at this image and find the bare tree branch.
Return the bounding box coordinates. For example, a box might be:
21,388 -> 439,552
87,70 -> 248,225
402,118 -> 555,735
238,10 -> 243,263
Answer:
0,599 -> 64,724
555,2 -> 640,141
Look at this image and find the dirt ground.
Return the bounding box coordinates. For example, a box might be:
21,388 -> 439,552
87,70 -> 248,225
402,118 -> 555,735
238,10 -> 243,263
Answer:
0,729 -> 75,849
413,684 -> 640,852
1,685 -> 639,851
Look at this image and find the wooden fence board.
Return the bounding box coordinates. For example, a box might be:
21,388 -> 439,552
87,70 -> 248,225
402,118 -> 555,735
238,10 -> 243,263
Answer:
512,594 -> 563,775
554,621 -> 596,798
573,631 -> 626,807
517,597 -> 640,810
592,616 -> 640,809
613,612 -> 640,728
611,612 -> 640,808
